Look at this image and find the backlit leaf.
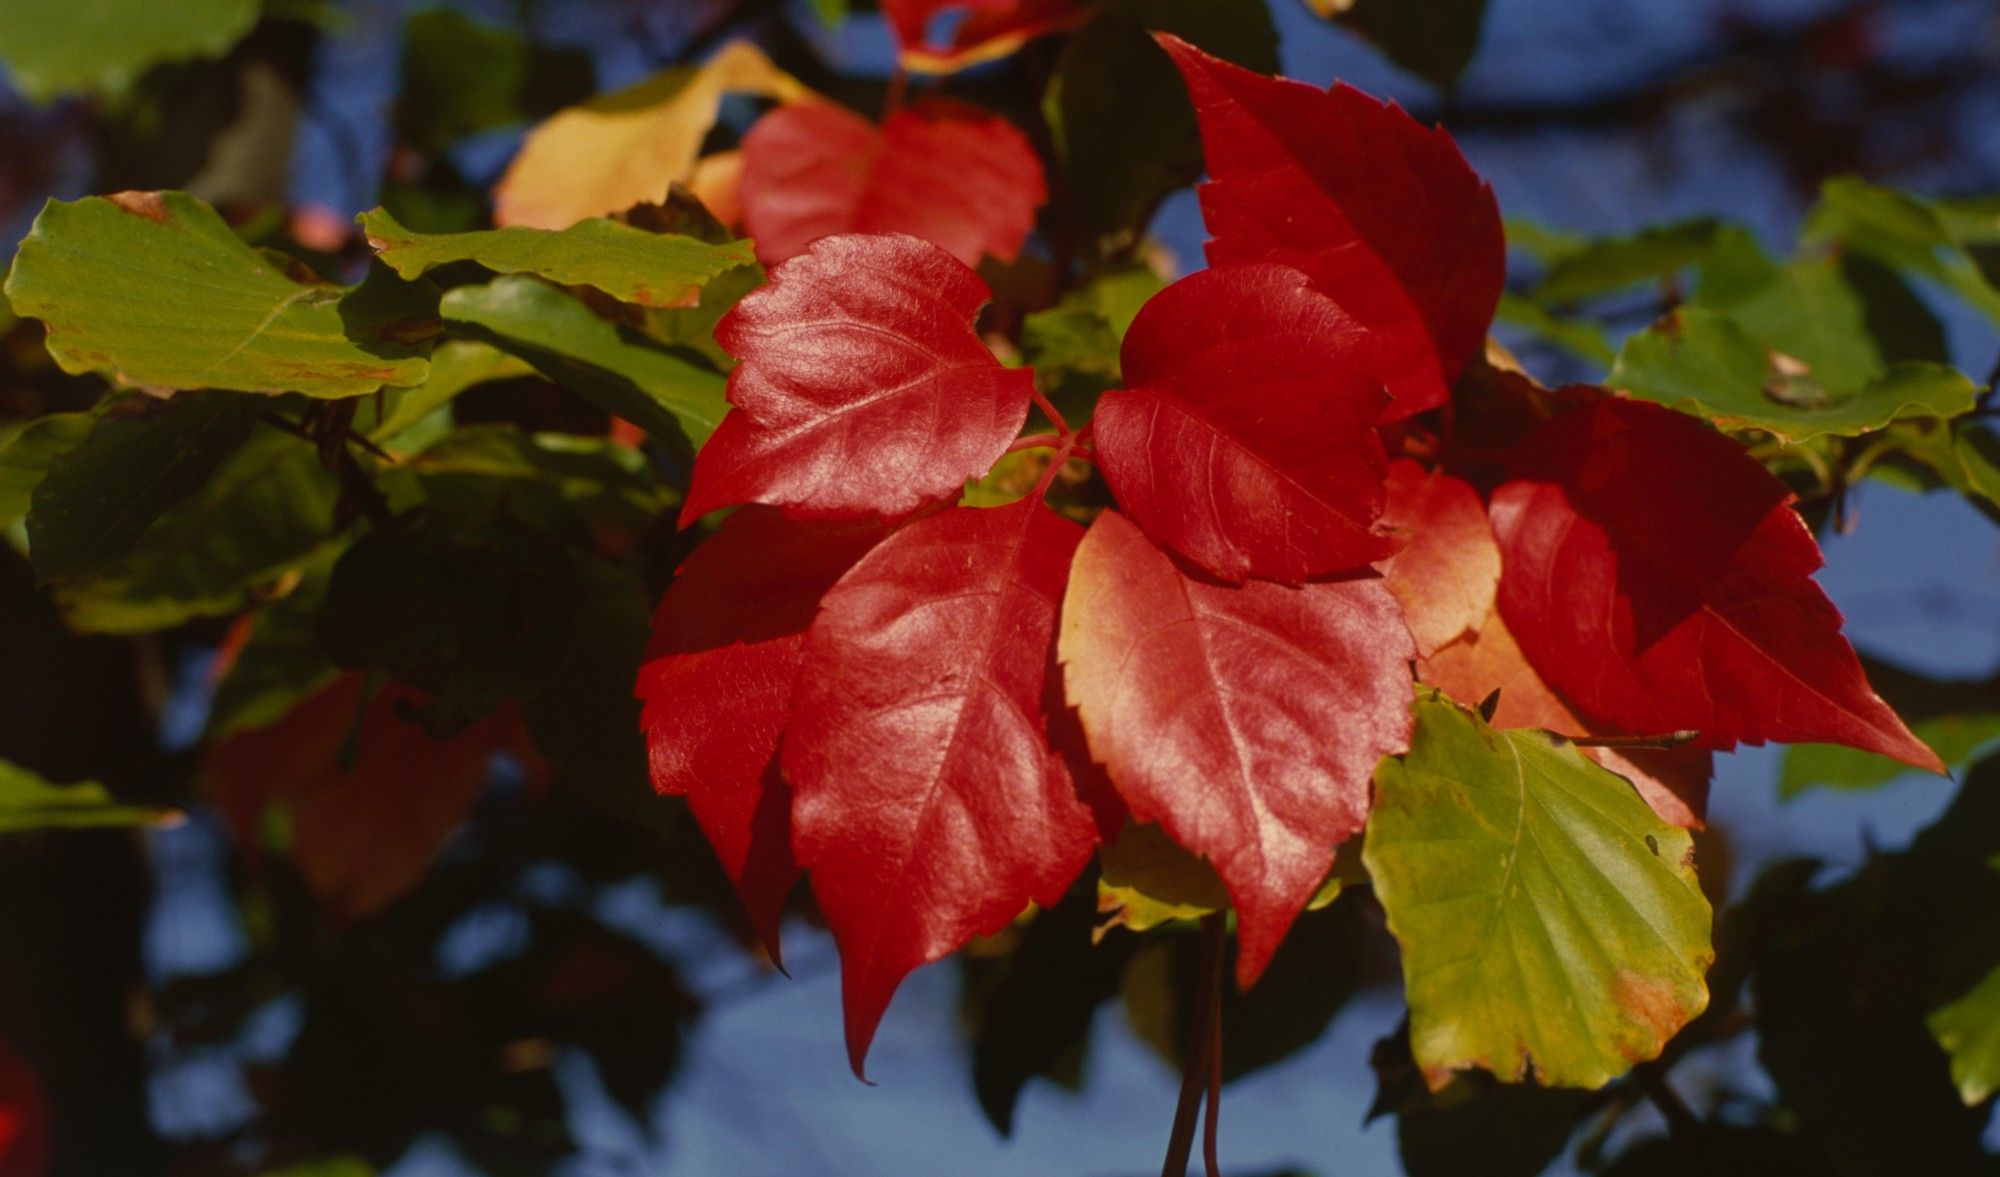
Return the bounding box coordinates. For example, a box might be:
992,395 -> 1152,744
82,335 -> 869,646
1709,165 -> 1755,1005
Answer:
0,759 -> 164,832
1158,37 -> 1504,417
4,193 -> 432,397
884,0 -> 1085,73
1092,264 -> 1396,584
1365,691 -> 1713,1089
784,499 -> 1099,1074
494,41 -> 808,230
637,507 -> 884,958
1929,960 -> 2000,1105
361,207 -> 755,310
737,100 -> 1045,268
1492,398 -> 1939,770
682,234 -> 1035,525
1060,508 -> 1414,985
1377,461 -> 1499,658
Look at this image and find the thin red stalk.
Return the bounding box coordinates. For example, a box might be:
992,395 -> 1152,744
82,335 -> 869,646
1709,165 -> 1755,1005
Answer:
1569,730 -> 1699,749
1162,914 -> 1226,1177
1007,432 -> 1066,455
1029,386 -> 1072,437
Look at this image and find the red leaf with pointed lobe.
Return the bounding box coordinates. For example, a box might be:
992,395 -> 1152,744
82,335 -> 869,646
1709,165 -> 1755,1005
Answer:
1156,36 -> 1504,419
1376,460 -> 1501,658
1091,264 -> 1397,585
883,0 -> 1085,72
1059,509 -> 1414,987
637,507 -> 886,959
1492,398 -> 1939,771
204,676 -> 538,920
738,100 -> 1045,268
1421,607 -> 1713,828
783,499 -> 1101,1075
682,233 -> 1035,526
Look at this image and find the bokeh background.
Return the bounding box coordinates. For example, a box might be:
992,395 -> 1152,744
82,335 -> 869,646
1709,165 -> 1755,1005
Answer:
3,0 -> 1999,1173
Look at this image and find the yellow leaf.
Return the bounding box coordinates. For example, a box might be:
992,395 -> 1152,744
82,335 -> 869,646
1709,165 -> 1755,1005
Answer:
494,41 -> 808,230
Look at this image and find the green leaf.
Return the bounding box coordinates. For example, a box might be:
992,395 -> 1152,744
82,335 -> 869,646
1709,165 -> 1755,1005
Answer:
441,277 -> 726,448
1527,219 -> 1721,305
0,410 -> 97,529
1308,0 -> 1491,90
1929,961 -> 2000,1105
53,426 -> 340,632
1806,178 -> 2000,327
360,207 -> 755,310
4,193 -> 432,396
1492,292 -> 1615,366
1781,713 -> 1997,798
1610,310 -> 1977,442
1044,0 -> 1277,243
1365,692 -> 1713,1090
360,340 -> 535,447
26,391 -> 263,581
0,0 -> 257,102
0,758 -> 164,832
1097,821 -> 1348,934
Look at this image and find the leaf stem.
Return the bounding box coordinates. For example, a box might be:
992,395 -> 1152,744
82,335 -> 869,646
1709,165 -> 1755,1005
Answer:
1568,730 -> 1699,749
1007,432 -> 1066,455
1030,386 -> 1072,437
1161,913 -> 1227,1177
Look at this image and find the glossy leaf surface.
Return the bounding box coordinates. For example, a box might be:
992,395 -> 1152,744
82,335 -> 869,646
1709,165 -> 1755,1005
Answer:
738,100 -> 1045,268
784,499 -> 1098,1074
1492,398 -> 1940,769
1158,36 -> 1504,416
1092,264 -> 1396,584
1060,508 -> 1413,986
1366,692 -> 1713,1089
636,507 -> 884,957
683,234 -> 1034,524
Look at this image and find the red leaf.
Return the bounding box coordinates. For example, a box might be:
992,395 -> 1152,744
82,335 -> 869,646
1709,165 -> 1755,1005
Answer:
1376,459 -> 1500,657
738,100 -> 1045,268
1492,398 -> 1940,771
1059,509 -> 1414,986
682,233 -> 1036,526
882,0 -> 1085,72
1156,35 -> 1504,418
1091,264 -> 1397,585
637,507 -> 886,959
783,499 -> 1100,1075
204,676 -> 535,920
1420,607 -> 1713,828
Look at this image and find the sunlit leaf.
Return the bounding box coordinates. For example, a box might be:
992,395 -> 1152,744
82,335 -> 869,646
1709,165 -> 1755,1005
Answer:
361,207 -> 755,309
1366,692 -> 1712,1089
0,758 -> 165,832
5,193 -> 433,397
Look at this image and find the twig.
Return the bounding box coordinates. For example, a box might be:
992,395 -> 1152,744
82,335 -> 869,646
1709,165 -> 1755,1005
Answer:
1162,914 -> 1226,1177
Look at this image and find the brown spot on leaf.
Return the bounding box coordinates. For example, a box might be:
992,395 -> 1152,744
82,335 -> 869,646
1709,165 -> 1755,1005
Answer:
105,191 -> 168,223
1611,968 -> 1704,1062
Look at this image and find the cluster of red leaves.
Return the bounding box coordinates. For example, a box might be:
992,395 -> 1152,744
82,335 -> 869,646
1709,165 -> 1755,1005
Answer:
637,38 -> 1937,1074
